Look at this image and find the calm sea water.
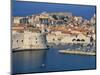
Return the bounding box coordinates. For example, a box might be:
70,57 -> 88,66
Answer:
12,47 -> 96,74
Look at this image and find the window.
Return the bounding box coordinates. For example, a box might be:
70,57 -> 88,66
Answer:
16,40 -> 18,42
36,38 -> 37,40
36,41 -> 37,44
58,38 -> 61,41
53,38 -> 55,41
76,35 -> 78,38
77,39 -> 80,41
72,39 -> 76,41
21,40 -> 23,42
81,39 -> 85,42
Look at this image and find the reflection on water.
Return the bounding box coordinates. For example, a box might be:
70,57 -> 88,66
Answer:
12,50 -> 47,74
12,47 -> 96,74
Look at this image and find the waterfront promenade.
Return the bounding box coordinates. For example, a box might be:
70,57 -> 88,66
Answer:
59,50 -> 95,56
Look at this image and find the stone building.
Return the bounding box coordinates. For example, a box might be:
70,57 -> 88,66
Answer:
12,29 -> 47,50
46,30 -> 90,45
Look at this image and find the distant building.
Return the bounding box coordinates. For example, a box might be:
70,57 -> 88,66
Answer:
73,16 -> 83,25
90,14 -> 96,25
46,30 -> 90,45
13,17 -> 23,24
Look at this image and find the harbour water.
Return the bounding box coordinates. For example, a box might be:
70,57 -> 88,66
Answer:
12,46 -> 96,74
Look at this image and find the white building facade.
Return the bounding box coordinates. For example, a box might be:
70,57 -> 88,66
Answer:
46,31 -> 90,45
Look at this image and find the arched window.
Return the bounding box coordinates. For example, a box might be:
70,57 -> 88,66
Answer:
72,39 -> 76,41
77,39 -> 80,41
81,39 -> 85,42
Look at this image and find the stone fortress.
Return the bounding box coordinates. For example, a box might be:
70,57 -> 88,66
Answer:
12,12 -> 96,50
